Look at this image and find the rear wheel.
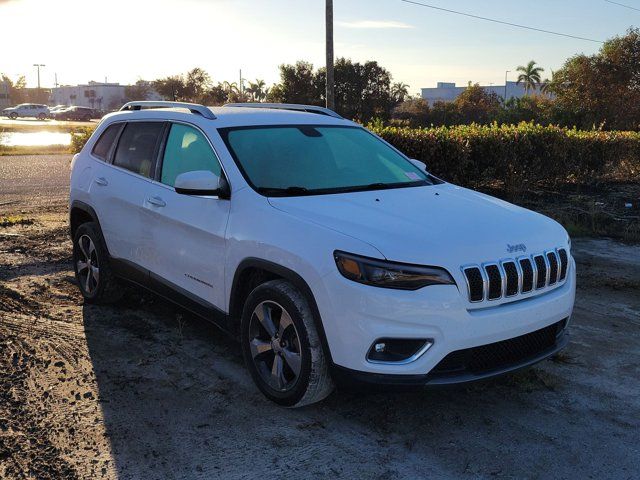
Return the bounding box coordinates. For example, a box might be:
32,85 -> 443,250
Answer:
72,222 -> 123,304
241,280 -> 334,407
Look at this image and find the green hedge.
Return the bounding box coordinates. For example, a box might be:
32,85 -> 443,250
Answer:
371,123 -> 640,193
70,122 -> 640,193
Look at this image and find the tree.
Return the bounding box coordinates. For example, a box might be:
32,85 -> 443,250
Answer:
391,82 -> 410,103
124,79 -> 152,102
516,60 -> 544,94
454,83 -> 502,124
266,61 -> 324,105
392,98 -> 431,126
246,79 -> 268,102
153,74 -> 187,101
552,28 -> 640,130
1,74 -> 27,104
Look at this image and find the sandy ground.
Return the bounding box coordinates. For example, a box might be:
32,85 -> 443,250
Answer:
1,155 -> 639,479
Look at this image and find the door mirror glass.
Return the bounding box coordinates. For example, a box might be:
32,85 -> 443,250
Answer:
174,170 -> 229,197
409,158 -> 428,172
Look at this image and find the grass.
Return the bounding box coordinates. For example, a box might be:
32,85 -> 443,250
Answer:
0,145 -> 72,156
0,216 -> 35,228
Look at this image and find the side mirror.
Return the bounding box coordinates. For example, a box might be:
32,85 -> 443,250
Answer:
409,158 -> 428,172
174,170 -> 230,199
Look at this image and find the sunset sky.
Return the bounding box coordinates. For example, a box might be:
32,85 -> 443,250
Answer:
0,0 -> 635,93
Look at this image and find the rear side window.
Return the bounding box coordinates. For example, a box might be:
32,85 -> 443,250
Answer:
91,123 -> 122,161
113,122 -> 164,178
160,123 -> 221,187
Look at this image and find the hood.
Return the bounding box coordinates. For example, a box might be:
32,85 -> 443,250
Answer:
268,183 -> 568,267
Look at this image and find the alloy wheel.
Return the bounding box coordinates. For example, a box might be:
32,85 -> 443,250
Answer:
248,300 -> 302,392
76,234 -> 99,295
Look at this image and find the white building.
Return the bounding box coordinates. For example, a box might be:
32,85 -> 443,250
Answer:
421,81 -> 530,104
50,81 -> 162,110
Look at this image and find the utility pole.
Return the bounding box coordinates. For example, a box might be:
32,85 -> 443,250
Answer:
325,0 -> 335,110
33,64 -> 45,89
504,70 -> 510,102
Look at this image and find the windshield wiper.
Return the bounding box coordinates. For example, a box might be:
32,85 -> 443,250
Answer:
257,186 -> 310,196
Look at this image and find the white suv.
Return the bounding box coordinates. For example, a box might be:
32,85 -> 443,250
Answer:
69,101 -> 575,406
2,103 -> 49,120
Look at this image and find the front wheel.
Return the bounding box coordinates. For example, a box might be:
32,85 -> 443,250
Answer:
37,113 -> 46,120
72,222 -> 123,304
241,280 -> 334,407
9,112 -> 17,120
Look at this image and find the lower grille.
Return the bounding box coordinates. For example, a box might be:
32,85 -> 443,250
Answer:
431,319 -> 567,376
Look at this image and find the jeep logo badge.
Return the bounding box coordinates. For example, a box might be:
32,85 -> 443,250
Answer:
507,243 -> 527,253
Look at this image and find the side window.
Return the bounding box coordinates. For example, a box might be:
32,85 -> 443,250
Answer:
160,123 -> 221,187
113,122 -> 164,178
91,123 -> 122,161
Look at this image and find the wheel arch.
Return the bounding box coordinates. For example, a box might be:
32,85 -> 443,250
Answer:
69,200 -> 103,243
229,258 -> 333,364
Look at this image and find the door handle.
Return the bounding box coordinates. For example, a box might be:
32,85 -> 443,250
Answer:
95,177 -> 108,186
146,196 -> 166,207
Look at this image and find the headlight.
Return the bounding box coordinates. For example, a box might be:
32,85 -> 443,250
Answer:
334,251 -> 456,290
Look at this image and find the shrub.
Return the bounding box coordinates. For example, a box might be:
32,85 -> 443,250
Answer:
70,127 -> 95,153
370,122 -> 640,197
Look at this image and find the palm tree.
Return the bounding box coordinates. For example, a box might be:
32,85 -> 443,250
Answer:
391,82 -> 410,103
516,60 -> 544,94
246,79 -> 268,102
540,70 -> 555,96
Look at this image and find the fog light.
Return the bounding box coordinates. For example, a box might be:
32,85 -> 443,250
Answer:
367,338 -> 433,364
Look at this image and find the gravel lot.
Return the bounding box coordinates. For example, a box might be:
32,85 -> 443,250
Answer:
1,155 -> 639,479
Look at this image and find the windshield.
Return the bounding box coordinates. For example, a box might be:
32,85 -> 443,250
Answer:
219,125 -> 431,196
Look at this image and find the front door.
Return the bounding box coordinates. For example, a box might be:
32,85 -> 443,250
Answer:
139,122 -> 230,311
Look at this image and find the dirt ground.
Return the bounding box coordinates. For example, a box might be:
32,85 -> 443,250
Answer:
1,154 -> 639,479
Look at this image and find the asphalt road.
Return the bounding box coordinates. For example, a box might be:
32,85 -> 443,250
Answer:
0,154 -> 71,211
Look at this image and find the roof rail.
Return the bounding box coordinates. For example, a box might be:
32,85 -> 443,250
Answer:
120,101 -> 216,119
223,103 -> 343,119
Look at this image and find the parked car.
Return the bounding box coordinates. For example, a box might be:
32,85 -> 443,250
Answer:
52,106 -> 96,121
48,105 -> 69,116
2,103 -> 49,120
69,101 -> 576,407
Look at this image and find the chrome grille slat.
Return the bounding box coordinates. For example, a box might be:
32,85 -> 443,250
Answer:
462,247 -> 569,303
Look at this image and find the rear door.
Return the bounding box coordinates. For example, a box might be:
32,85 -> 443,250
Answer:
89,121 -> 165,270
138,122 -> 230,310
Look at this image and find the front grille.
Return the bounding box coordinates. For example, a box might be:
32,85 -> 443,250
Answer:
547,251 -> 559,285
502,261 -> 519,296
462,247 -> 569,303
485,265 -> 502,300
431,319 -> 567,376
534,255 -> 547,289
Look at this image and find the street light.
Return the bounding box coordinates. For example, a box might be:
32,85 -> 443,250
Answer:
33,64 -> 46,89
504,70 -> 510,101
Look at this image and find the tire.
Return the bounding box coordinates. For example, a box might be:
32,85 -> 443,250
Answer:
82,114 -> 91,122
9,112 -> 17,120
72,222 -> 123,304
241,279 -> 334,407
37,113 -> 46,120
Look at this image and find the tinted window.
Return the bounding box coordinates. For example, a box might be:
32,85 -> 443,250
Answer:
160,123 -> 221,187
113,122 -> 164,178
221,126 -> 429,195
91,123 -> 122,161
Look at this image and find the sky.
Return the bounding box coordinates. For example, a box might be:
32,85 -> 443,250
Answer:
0,0 -> 637,94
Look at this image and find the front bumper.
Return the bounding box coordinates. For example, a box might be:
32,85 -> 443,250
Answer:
331,320 -> 569,389
315,256 -> 576,378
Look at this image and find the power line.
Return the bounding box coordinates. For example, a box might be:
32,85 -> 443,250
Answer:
399,0 -> 604,43
604,0 -> 640,12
